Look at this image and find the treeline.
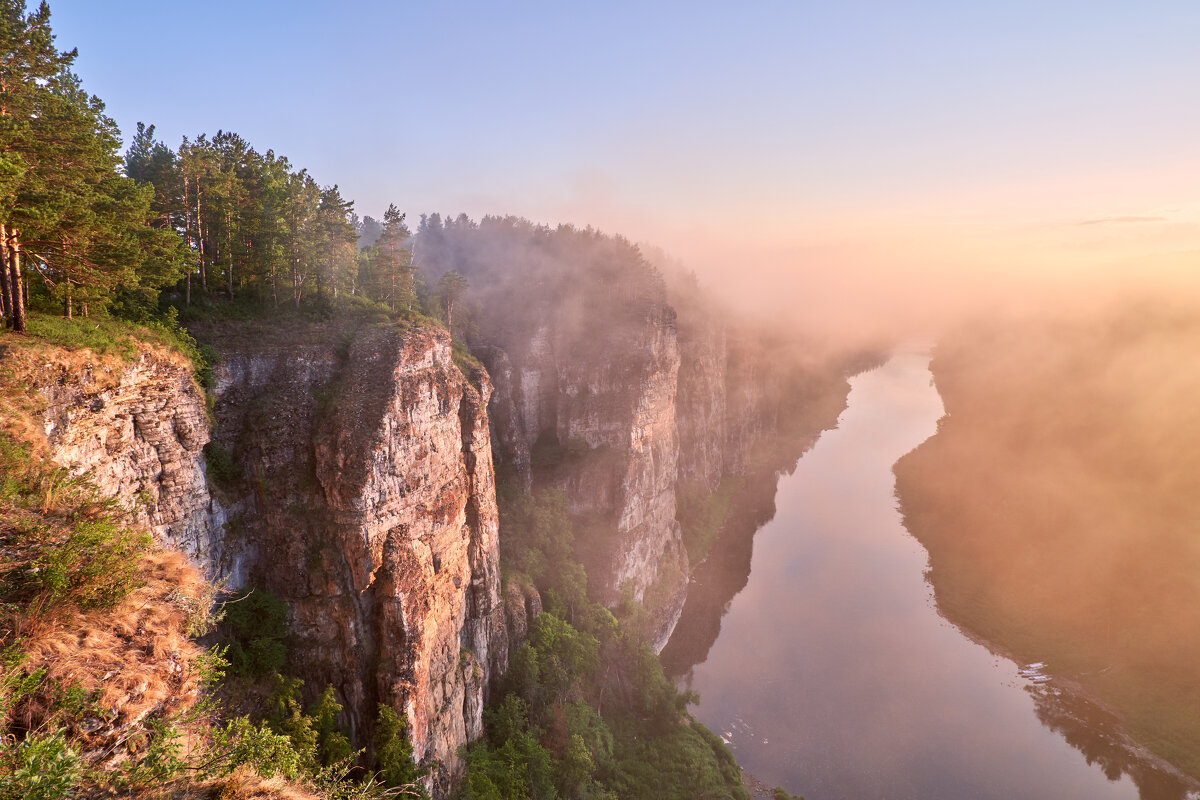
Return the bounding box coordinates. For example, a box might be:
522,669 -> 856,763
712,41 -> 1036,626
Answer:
123,124 -> 417,314
0,1 -> 422,333
2,1 -> 671,343
0,2 -> 184,331
413,213 -> 669,355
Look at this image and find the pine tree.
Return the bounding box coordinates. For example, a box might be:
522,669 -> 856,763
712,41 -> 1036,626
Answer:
316,184 -> 355,301
0,4 -> 183,326
0,0 -> 75,330
374,203 -> 412,313
437,270 -> 469,337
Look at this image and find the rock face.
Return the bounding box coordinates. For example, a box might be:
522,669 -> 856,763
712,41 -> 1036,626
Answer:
483,305 -> 690,648
481,299 -> 835,650
29,311 -> 849,795
207,323 -> 505,792
38,346 -> 231,573
32,326 -> 508,794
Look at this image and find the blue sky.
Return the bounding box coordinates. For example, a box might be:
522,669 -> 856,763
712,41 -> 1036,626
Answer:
46,1 -> 1200,327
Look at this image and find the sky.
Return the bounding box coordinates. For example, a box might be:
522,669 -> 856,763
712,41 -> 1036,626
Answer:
47,1 -> 1200,334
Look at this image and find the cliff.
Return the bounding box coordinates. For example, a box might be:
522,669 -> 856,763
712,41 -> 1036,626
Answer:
27,322 -> 508,794
20,303 -> 854,793
36,343 -> 230,571
483,304 -> 689,647
202,321 -> 505,793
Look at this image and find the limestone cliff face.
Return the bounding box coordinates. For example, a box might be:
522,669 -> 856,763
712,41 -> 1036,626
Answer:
207,324 -> 505,792
482,305 -> 689,647
37,345 -> 231,574
674,315 -> 728,492
34,325 -> 508,795
484,301 -> 855,652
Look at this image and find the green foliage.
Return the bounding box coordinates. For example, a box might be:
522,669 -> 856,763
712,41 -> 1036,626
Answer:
500,487 -> 575,587
773,788 -> 805,800
29,516 -> 150,611
373,704 -> 427,793
211,715 -> 307,780
676,477 -> 743,564
309,685 -> 353,767
525,613 -> 599,704
473,469 -> 748,800
0,729 -> 82,800
266,674 -> 320,772
220,588 -> 290,677
118,718 -> 187,788
203,440 -> 242,490
0,434 -> 150,623
472,607 -> 743,800
23,313 -> 137,357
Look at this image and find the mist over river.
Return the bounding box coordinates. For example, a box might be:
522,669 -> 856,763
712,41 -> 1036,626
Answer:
663,351 -> 1149,800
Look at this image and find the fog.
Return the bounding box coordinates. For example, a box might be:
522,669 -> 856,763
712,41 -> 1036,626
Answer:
891,290 -> 1200,792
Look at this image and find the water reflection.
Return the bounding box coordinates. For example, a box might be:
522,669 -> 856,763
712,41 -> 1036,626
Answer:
664,352 -> 1166,800
1029,685 -> 1196,800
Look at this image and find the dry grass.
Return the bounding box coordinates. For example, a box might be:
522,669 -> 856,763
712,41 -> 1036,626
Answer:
11,549 -> 208,762
122,767 -> 323,800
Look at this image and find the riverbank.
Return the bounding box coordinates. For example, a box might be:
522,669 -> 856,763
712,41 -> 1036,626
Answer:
894,302 -> 1200,795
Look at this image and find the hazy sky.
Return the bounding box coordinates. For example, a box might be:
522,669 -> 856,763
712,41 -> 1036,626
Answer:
48,1 -> 1200,330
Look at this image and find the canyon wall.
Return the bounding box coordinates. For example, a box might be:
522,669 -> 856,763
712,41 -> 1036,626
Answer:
36,325 -> 508,794
38,344 -> 232,571
32,309 -> 855,793
482,303 -> 689,647
204,322 -> 505,793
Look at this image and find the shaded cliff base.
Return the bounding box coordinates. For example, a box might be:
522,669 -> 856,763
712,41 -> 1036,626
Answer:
894,300 -> 1200,798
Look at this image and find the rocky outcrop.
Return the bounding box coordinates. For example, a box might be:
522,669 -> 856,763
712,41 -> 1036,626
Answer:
205,323 -> 504,793
25,306 -> 851,795
28,326 -> 507,791
37,345 -> 231,573
481,304 -> 689,647
485,295 -> 865,653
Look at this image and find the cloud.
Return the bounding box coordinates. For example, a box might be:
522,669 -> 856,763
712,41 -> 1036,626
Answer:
1077,215 -> 1167,226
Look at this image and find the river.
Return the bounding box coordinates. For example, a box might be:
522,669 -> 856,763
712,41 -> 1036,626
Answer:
663,351 -> 1147,800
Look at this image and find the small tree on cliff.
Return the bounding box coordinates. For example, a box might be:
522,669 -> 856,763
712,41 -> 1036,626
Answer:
374,705 -> 427,793
437,269 -> 468,337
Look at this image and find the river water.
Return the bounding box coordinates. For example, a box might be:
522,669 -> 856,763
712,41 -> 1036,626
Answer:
665,351 -> 1145,800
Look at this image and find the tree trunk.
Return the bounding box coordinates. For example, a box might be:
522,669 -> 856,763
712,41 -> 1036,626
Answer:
329,242 -> 337,301
8,229 -> 26,333
197,193 -> 207,291
270,234 -> 278,307
183,174 -> 193,306
65,277 -> 72,319
0,223 -> 11,326
227,210 -> 234,299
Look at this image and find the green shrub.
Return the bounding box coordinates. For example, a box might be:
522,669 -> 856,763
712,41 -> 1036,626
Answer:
0,729 -> 82,800
210,715 -> 306,780
676,477 -> 743,564
374,704 -> 427,793
309,685 -> 352,766
221,588 -> 289,677
31,518 -> 150,612
203,441 -> 242,490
